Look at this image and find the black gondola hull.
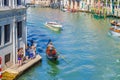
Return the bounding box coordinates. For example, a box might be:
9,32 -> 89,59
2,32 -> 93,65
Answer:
46,54 -> 58,61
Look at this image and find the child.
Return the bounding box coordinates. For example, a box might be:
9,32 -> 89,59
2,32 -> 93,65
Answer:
18,48 -> 23,66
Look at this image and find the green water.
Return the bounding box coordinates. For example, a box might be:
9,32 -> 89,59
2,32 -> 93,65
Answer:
18,7 -> 120,80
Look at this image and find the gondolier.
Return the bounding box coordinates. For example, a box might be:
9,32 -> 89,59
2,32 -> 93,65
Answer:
46,41 -> 58,60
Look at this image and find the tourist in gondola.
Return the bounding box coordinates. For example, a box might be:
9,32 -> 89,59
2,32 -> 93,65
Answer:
48,42 -> 54,48
46,45 -> 57,56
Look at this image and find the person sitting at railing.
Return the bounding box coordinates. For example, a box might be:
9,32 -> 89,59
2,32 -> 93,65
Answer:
25,44 -> 30,60
29,45 -> 36,59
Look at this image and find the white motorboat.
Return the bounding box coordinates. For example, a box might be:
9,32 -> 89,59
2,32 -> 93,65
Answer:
109,30 -> 120,37
109,26 -> 120,37
45,22 -> 62,31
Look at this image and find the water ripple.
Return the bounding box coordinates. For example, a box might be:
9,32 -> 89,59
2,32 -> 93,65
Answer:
18,8 -> 120,80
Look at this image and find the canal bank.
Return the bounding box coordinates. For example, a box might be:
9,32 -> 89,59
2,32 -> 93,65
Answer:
2,55 -> 42,80
17,7 -> 120,80
64,8 -> 120,18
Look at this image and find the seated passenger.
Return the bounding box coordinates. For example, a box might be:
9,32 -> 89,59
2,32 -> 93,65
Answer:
25,44 -> 30,60
51,49 -> 56,56
46,46 -> 56,56
29,46 -> 36,59
48,42 -> 54,48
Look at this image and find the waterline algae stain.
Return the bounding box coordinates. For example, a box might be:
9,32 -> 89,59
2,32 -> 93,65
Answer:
18,7 -> 120,80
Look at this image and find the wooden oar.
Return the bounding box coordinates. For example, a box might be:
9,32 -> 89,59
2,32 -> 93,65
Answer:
57,52 -> 69,64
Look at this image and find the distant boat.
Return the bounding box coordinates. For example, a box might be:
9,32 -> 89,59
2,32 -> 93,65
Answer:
45,22 -> 62,31
71,9 -> 77,13
110,20 -> 120,26
46,42 -> 58,61
116,22 -> 120,27
110,20 -> 117,26
61,8 -> 69,12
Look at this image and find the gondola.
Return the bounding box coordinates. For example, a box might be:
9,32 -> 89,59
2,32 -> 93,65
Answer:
46,42 -> 58,61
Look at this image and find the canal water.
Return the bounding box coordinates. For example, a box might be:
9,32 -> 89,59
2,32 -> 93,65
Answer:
18,8 -> 120,80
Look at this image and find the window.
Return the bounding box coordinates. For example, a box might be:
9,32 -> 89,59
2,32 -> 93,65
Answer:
4,24 -> 10,44
4,0 -> 9,6
17,0 -> 21,5
17,21 -> 22,38
0,26 -> 1,45
5,53 -> 10,63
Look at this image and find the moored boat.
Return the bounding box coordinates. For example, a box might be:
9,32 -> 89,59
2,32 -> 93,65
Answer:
46,42 -> 58,61
71,9 -> 77,13
109,26 -> 120,37
45,22 -> 62,31
61,8 -> 68,12
110,20 -> 116,26
116,22 -> 120,27
110,20 -> 119,26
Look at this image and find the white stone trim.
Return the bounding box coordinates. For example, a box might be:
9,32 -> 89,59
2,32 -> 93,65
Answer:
0,0 -> 26,68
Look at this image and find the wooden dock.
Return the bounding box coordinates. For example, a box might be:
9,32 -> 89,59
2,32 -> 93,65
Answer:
2,55 -> 42,80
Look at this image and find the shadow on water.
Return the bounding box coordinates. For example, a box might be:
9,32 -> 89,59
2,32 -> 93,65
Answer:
17,61 -> 42,80
108,31 -> 120,42
47,60 -> 60,77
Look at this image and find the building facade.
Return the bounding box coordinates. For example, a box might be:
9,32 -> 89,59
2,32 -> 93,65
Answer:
65,0 -> 93,11
31,0 -> 51,7
66,0 -> 120,11
0,0 -> 27,69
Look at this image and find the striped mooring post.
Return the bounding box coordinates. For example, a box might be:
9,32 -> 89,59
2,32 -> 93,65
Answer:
0,57 -> 2,80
